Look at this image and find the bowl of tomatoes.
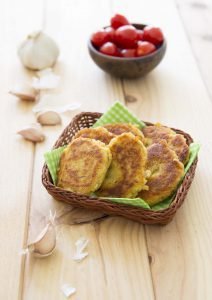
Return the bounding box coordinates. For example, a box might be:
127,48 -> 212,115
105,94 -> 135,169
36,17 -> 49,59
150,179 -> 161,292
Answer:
88,14 -> 166,78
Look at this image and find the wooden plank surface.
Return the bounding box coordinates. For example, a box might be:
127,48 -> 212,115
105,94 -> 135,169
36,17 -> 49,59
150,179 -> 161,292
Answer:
176,0 -> 212,100
22,0 -> 153,299
112,0 -> 212,299
0,1 -> 44,299
1,0 -> 212,299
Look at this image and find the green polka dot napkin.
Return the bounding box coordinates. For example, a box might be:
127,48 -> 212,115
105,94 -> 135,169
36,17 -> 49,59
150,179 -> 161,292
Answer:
44,101 -> 200,210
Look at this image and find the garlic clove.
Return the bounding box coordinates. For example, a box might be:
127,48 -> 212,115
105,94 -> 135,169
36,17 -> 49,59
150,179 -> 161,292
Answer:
36,110 -> 62,126
32,68 -> 60,90
18,31 -> 59,71
28,223 -> 56,258
17,123 -> 45,142
27,211 -> 56,258
9,83 -> 37,101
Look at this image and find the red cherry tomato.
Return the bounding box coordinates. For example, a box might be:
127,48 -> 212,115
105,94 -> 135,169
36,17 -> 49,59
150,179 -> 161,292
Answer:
136,41 -> 156,56
99,42 -> 119,56
143,26 -> 164,45
110,14 -> 129,29
105,26 -> 115,42
121,49 -> 136,58
114,25 -> 137,48
137,29 -> 144,41
91,29 -> 109,47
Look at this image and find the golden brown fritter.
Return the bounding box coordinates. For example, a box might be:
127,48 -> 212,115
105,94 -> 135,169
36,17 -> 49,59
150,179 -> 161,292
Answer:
97,133 -> 147,198
57,138 -> 112,195
138,141 -> 184,206
74,127 -> 115,145
169,134 -> 190,165
103,123 -> 145,142
142,123 -> 175,146
142,124 -> 189,164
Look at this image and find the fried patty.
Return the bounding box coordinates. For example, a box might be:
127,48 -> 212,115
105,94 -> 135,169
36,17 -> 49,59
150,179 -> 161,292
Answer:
169,134 -> 189,165
57,138 -> 112,194
74,127 -> 115,145
97,133 -> 147,198
138,141 -> 184,206
103,123 -> 145,142
142,124 -> 189,164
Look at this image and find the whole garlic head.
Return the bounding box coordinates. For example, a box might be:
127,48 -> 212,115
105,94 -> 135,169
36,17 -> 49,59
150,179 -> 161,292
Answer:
18,31 -> 59,70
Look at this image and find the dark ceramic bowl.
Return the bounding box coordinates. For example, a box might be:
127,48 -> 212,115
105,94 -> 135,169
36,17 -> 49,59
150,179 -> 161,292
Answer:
88,24 -> 167,79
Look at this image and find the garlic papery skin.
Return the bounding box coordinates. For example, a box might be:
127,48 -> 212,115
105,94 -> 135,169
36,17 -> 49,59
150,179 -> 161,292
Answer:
17,123 -> 45,142
33,102 -> 82,117
56,103 -> 82,116
61,284 -> 76,298
9,83 -> 37,101
18,31 -> 60,70
72,237 -> 89,262
32,68 -> 60,90
36,110 -> 62,126
28,212 -> 56,258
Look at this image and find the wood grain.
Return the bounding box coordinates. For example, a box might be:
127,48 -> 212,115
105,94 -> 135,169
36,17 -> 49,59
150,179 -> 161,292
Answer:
0,0 -> 44,299
22,0 -> 153,299
112,0 -> 212,299
1,0 -> 212,299
176,0 -> 212,100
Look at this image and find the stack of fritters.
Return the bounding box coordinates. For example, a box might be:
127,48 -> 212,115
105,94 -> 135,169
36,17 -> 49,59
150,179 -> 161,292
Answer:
143,123 -> 189,164
57,122 -> 189,206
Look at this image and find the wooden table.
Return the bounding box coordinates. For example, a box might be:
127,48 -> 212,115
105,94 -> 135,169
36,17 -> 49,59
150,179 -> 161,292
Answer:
1,0 -> 212,299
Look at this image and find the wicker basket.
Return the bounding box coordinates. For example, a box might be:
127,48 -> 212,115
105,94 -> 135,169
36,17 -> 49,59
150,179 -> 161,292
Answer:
42,112 -> 198,225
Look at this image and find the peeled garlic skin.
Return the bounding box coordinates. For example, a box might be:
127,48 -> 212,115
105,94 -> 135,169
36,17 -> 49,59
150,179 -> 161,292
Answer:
18,31 -> 59,70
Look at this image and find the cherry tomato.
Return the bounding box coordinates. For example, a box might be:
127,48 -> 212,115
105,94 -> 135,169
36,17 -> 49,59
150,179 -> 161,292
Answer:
143,26 -> 164,45
121,49 -> 136,58
110,14 -> 129,29
137,29 -> 144,41
91,29 -> 109,47
99,42 -> 119,56
136,41 -> 156,56
114,25 -> 137,48
105,26 -> 115,42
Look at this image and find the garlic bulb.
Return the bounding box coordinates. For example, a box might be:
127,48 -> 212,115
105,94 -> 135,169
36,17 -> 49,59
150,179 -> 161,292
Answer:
9,83 -> 37,101
18,31 -> 59,70
17,123 -> 45,142
36,110 -> 62,126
